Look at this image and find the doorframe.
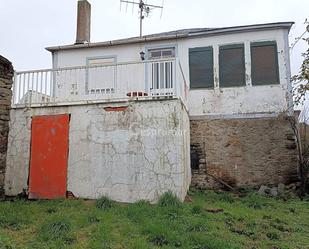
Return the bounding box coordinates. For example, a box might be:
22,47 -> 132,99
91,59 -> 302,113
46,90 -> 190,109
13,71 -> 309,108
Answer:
144,43 -> 178,92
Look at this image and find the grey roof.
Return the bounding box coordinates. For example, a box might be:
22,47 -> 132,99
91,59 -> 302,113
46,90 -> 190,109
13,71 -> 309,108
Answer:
46,22 -> 294,52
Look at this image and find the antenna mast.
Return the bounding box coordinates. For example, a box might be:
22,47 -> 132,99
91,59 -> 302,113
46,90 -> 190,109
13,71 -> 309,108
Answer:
120,0 -> 163,37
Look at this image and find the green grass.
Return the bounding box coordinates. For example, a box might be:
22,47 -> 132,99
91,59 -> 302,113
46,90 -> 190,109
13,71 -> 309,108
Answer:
0,190 -> 308,249
95,196 -> 114,211
158,191 -> 182,208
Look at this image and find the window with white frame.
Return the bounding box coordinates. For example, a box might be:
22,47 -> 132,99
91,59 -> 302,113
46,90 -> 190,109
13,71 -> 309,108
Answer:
86,57 -> 116,94
148,47 -> 175,92
148,47 -> 175,59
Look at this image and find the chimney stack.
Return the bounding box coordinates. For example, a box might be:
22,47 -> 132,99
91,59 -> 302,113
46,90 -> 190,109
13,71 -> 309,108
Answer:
75,0 -> 91,44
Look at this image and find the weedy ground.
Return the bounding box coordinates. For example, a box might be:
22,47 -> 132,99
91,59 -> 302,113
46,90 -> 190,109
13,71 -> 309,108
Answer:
0,189 -> 308,249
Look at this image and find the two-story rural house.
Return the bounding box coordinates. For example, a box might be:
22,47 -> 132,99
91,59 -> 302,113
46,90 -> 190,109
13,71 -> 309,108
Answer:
4,0 -> 297,202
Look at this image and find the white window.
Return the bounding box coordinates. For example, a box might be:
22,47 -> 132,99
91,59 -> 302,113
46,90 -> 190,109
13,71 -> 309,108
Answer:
148,47 -> 175,92
86,57 -> 116,94
148,47 -> 175,60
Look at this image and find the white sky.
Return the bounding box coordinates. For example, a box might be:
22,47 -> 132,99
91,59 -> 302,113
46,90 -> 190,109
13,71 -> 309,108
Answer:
0,0 -> 308,75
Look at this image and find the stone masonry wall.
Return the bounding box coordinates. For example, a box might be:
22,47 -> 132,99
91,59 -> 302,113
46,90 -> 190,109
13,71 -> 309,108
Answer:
190,116 -> 298,189
0,56 -> 13,199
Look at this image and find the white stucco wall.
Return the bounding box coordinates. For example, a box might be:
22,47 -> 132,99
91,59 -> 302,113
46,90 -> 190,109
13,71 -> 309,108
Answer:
52,28 -> 292,117
5,98 -> 191,203
181,29 -> 292,117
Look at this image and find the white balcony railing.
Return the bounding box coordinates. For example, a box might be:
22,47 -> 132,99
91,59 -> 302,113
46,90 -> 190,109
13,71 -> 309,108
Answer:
12,58 -> 189,108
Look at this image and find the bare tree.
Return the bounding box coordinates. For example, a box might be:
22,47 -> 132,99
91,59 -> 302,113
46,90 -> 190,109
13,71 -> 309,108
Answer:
288,115 -> 309,196
292,21 -> 309,104
291,21 -> 309,196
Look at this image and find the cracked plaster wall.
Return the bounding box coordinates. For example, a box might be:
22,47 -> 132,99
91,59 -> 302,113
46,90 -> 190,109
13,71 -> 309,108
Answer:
5,98 -> 191,203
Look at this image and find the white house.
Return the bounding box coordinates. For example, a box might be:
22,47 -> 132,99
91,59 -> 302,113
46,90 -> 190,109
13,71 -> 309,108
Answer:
4,0 -> 298,202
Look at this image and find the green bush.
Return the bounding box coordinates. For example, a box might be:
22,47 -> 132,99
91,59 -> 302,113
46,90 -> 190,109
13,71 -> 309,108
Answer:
96,196 -> 114,210
158,191 -> 182,207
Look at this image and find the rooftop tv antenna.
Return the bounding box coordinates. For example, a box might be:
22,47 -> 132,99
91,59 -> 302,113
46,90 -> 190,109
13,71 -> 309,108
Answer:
120,0 -> 164,37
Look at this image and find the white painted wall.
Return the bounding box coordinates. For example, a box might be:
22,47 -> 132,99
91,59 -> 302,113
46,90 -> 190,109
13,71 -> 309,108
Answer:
181,29 -> 292,117
5,98 -> 191,203
53,28 -> 292,117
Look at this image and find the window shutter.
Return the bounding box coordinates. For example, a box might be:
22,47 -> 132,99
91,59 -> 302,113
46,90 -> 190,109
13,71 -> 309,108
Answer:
219,44 -> 245,87
189,47 -> 214,89
251,41 -> 279,85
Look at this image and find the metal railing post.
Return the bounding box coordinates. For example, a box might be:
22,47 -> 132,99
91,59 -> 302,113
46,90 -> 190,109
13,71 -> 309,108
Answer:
174,58 -> 177,98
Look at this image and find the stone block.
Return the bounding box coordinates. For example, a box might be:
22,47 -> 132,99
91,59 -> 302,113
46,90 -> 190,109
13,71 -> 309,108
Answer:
0,174 -> 4,186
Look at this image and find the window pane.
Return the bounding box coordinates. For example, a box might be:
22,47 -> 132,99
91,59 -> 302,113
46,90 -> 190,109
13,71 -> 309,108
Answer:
162,49 -> 174,57
149,51 -> 162,59
165,62 -> 171,88
219,45 -> 245,87
251,42 -> 279,85
189,47 -> 214,88
160,62 -> 164,88
148,48 -> 175,59
152,63 -> 159,89
151,61 -> 174,90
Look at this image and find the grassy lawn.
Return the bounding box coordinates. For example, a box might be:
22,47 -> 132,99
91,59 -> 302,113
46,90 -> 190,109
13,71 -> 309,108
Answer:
0,189 -> 308,249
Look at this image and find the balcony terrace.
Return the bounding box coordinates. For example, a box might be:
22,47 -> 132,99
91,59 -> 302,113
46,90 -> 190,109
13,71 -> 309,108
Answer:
12,58 -> 189,108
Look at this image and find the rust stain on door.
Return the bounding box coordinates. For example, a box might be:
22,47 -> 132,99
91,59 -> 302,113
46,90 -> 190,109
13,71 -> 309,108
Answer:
29,114 -> 70,199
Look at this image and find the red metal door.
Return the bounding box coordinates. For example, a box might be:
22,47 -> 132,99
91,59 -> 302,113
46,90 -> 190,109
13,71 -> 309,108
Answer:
29,114 -> 70,199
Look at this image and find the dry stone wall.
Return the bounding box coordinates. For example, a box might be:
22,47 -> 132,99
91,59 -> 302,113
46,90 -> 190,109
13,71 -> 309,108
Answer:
190,116 -> 298,189
0,56 -> 13,199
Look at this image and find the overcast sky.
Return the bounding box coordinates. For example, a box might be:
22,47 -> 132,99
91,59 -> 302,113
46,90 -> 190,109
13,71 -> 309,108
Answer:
0,0 -> 308,75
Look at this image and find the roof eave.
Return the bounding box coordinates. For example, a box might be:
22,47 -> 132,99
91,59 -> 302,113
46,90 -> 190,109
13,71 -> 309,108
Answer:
45,22 -> 295,52
46,33 -> 188,52
188,22 -> 295,37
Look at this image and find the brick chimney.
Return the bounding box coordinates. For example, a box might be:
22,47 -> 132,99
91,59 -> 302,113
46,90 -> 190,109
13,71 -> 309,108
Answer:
75,0 -> 91,44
